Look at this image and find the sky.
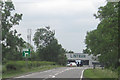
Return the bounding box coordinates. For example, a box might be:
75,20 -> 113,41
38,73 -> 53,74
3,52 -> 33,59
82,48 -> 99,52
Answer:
12,0 -> 106,53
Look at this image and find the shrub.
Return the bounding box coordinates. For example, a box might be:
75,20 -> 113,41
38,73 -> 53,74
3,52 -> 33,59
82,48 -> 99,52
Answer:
6,61 -> 24,71
2,65 -> 7,73
118,66 -> 120,80
4,61 -> 57,71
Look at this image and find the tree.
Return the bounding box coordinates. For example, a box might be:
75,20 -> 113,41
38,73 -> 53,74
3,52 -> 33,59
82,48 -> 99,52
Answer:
1,0 -> 25,61
33,26 -> 55,48
34,27 -> 67,63
84,2 -> 118,69
68,50 -> 74,53
57,53 -> 67,65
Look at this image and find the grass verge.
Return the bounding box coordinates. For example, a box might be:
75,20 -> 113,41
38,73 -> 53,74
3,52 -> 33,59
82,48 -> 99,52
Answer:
0,65 -> 2,79
2,65 -> 62,78
83,68 -> 118,80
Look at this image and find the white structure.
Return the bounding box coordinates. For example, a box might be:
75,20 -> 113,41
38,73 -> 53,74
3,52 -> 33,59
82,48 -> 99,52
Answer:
65,53 -> 98,66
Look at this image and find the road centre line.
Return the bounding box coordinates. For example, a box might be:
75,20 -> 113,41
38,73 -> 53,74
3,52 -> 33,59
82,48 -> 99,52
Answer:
16,67 -> 82,79
52,76 -> 55,78
49,67 -> 74,78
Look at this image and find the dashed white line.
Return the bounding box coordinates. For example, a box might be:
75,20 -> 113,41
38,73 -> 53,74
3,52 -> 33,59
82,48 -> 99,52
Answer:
52,76 -> 55,78
50,67 -> 73,78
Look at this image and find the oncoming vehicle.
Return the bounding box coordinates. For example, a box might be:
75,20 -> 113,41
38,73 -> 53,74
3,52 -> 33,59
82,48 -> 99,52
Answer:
66,62 -> 77,67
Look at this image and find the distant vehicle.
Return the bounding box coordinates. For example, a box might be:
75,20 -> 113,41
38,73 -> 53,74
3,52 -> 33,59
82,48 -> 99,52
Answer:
66,62 -> 77,67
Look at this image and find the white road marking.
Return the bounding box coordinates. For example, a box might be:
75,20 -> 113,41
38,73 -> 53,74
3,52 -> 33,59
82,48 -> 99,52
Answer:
16,74 -> 32,78
50,67 -> 73,78
52,76 -> 55,78
80,69 -> 84,79
17,67 -> 86,79
80,67 -> 88,80
16,68 -> 56,78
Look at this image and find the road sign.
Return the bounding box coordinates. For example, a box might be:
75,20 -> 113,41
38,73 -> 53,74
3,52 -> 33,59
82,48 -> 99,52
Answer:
22,49 -> 31,57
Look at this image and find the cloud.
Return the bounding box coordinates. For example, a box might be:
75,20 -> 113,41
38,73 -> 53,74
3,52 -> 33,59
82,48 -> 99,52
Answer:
14,0 -> 95,15
12,0 -> 106,52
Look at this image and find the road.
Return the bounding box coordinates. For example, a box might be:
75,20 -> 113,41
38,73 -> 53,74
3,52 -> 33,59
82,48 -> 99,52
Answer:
7,67 -> 89,80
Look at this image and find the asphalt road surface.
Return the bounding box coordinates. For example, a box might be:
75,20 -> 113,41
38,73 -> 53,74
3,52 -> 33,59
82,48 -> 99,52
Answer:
11,67 -> 88,80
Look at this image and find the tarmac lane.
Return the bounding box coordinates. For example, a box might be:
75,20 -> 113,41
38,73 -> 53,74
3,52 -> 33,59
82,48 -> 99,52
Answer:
4,67 -> 89,80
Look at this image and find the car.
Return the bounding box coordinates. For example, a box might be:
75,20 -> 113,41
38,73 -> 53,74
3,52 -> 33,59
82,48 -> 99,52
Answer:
66,62 -> 77,67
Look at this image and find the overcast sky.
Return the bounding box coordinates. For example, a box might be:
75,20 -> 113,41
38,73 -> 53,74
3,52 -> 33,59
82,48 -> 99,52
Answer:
12,0 -> 106,53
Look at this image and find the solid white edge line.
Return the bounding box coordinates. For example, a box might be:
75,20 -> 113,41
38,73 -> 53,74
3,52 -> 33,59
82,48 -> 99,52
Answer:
16,69 -> 56,78
80,67 -> 88,80
80,68 -> 86,79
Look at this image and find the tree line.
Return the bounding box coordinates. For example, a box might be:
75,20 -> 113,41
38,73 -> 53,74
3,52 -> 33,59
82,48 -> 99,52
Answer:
84,2 -> 119,70
1,1 -> 67,65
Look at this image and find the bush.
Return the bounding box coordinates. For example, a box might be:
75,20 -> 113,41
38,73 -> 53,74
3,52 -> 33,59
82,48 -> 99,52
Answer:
2,65 -> 7,73
118,66 -> 120,80
6,61 -> 24,71
4,61 -> 56,71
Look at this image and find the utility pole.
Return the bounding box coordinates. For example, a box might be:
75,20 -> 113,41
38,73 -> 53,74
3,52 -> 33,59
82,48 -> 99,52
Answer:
27,29 -> 32,57
27,29 -> 32,67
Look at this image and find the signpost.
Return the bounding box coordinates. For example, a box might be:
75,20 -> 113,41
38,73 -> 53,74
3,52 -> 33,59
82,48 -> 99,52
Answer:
22,48 -> 31,57
22,48 -> 31,68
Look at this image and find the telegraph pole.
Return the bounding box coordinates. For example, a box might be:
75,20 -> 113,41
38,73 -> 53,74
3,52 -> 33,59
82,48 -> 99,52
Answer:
27,29 -> 32,57
27,29 -> 32,67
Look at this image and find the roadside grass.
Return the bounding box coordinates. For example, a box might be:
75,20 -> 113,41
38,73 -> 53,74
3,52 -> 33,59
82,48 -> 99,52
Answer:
0,65 -> 2,79
2,65 -> 62,78
83,68 -> 118,80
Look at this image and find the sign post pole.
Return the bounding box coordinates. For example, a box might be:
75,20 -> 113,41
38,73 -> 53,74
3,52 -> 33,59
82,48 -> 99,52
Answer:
23,49 -> 31,68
